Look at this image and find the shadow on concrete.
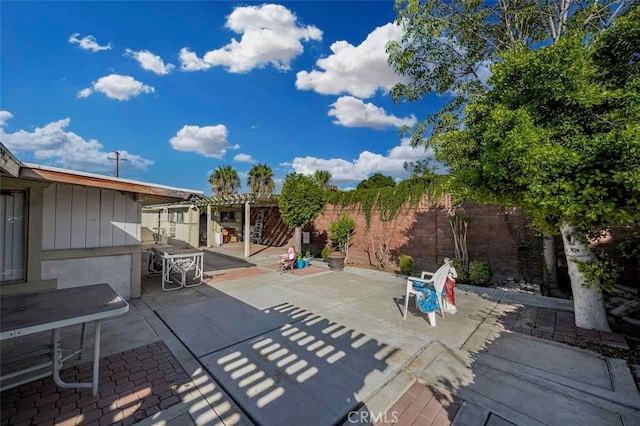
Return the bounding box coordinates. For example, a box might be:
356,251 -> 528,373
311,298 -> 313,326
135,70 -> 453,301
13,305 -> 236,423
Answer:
380,289 -> 639,425
202,251 -> 255,271
155,286 -> 398,425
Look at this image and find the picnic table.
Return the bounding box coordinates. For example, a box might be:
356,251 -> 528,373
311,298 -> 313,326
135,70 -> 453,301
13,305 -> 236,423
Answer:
0,284 -> 129,395
147,246 -> 204,291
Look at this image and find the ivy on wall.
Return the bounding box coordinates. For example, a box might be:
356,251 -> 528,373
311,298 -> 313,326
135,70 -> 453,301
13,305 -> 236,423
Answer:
325,176 -> 446,228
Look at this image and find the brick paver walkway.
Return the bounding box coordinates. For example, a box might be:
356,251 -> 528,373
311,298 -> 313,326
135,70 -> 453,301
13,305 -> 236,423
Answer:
500,306 -> 628,349
263,264 -> 326,276
376,382 -> 463,425
1,342 -> 192,426
204,266 -> 268,283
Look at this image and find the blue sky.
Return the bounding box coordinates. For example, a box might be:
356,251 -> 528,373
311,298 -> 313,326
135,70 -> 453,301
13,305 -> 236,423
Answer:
1,1 -> 443,194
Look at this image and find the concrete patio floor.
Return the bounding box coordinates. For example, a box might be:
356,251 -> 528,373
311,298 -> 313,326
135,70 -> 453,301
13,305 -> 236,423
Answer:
2,253 -> 639,425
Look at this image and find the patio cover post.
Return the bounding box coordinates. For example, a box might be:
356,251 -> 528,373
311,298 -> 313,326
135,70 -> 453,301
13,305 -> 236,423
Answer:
206,204 -> 212,247
244,201 -> 250,257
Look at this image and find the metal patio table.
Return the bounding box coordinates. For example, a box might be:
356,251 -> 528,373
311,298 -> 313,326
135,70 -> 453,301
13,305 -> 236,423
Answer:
0,284 -> 129,396
147,246 -> 203,291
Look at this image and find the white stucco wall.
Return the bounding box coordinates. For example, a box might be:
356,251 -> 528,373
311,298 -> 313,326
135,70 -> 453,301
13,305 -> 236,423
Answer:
41,254 -> 132,299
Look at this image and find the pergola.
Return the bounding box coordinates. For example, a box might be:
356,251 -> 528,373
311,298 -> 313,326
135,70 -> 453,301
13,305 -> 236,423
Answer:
191,193 -> 279,257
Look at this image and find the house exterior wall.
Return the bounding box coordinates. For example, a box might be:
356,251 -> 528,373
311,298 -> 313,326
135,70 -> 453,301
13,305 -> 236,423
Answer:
42,183 -> 140,250
0,176 -> 56,295
141,210 -> 158,243
35,182 -> 143,298
41,254 -> 132,299
143,205 -> 200,247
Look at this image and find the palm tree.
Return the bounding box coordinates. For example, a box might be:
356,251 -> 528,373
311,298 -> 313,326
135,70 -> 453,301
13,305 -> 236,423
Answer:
314,170 -> 332,190
247,163 -> 275,197
208,165 -> 241,196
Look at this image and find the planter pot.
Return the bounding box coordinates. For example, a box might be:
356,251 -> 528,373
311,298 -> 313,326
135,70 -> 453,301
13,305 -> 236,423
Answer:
327,251 -> 346,271
296,259 -> 306,269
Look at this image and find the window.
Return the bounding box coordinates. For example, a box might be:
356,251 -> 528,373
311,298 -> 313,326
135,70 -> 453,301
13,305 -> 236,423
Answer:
220,211 -> 236,222
1,190 -> 26,283
169,209 -> 186,223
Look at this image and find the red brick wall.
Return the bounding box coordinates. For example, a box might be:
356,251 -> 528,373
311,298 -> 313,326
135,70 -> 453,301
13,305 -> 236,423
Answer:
307,200 -> 543,283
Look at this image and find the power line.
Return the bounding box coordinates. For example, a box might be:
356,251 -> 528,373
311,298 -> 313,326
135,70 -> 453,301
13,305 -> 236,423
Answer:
108,150 -> 128,177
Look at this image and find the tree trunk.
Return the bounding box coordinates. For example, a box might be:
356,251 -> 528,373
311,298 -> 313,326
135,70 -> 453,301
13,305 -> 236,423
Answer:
294,227 -> 302,254
542,234 -> 559,296
560,223 -> 611,331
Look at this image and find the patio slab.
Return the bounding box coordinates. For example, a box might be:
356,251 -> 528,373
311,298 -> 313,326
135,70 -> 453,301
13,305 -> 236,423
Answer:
405,341 -> 638,426
480,332 -> 613,390
199,308 -> 403,426
156,297 -> 309,358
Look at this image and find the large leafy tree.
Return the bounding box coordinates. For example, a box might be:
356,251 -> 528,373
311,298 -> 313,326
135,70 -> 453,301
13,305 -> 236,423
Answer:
388,0 -> 627,145
388,0 -> 630,329
279,173 -> 326,252
247,163 -> 275,197
208,165 -> 241,196
356,173 -> 396,190
430,8 -> 640,330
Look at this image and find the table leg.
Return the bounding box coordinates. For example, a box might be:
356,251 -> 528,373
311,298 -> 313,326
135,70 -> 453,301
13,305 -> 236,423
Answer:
92,320 -> 101,396
51,322 -> 100,395
79,322 -> 87,359
162,257 -> 183,291
184,254 -> 203,288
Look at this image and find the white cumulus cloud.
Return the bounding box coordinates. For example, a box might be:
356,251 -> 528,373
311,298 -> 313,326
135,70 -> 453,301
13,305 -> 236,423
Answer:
0,112 -> 153,172
125,49 -> 175,75
78,74 -> 155,101
179,48 -> 212,71
0,111 -> 14,126
68,33 -> 112,52
169,125 -> 239,158
234,153 -> 255,163
179,3 -> 322,73
77,88 -> 93,98
296,23 -> 405,98
291,138 -> 432,184
329,96 -> 417,129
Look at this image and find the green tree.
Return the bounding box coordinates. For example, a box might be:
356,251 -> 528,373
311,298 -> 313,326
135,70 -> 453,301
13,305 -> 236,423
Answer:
247,163 -> 275,197
431,9 -> 640,330
278,173 -> 326,252
356,173 -> 396,190
388,0 -> 630,329
388,0 -> 627,147
329,215 -> 356,261
314,170 -> 333,190
208,165 -> 241,196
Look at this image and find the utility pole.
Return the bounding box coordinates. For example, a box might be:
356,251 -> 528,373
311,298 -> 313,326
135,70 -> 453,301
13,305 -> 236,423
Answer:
108,150 -> 127,177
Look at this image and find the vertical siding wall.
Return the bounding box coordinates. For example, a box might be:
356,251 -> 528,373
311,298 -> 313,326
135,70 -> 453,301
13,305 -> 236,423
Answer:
42,183 -> 141,250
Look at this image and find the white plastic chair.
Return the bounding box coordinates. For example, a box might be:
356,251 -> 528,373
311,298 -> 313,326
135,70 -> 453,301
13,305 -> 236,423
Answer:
403,259 -> 457,326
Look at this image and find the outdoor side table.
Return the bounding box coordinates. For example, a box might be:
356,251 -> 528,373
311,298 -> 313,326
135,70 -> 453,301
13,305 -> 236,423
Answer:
0,284 -> 129,396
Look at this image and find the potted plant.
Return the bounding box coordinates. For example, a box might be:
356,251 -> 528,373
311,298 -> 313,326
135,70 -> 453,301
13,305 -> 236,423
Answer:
295,252 -> 306,269
328,215 -> 355,271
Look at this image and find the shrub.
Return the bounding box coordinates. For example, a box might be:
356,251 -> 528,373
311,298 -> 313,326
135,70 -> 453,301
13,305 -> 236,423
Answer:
305,250 -> 312,259
399,255 -> 414,275
469,261 -> 493,286
321,246 -> 332,261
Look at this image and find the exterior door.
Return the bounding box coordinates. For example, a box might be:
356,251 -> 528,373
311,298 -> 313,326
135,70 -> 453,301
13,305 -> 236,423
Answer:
1,190 -> 26,283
